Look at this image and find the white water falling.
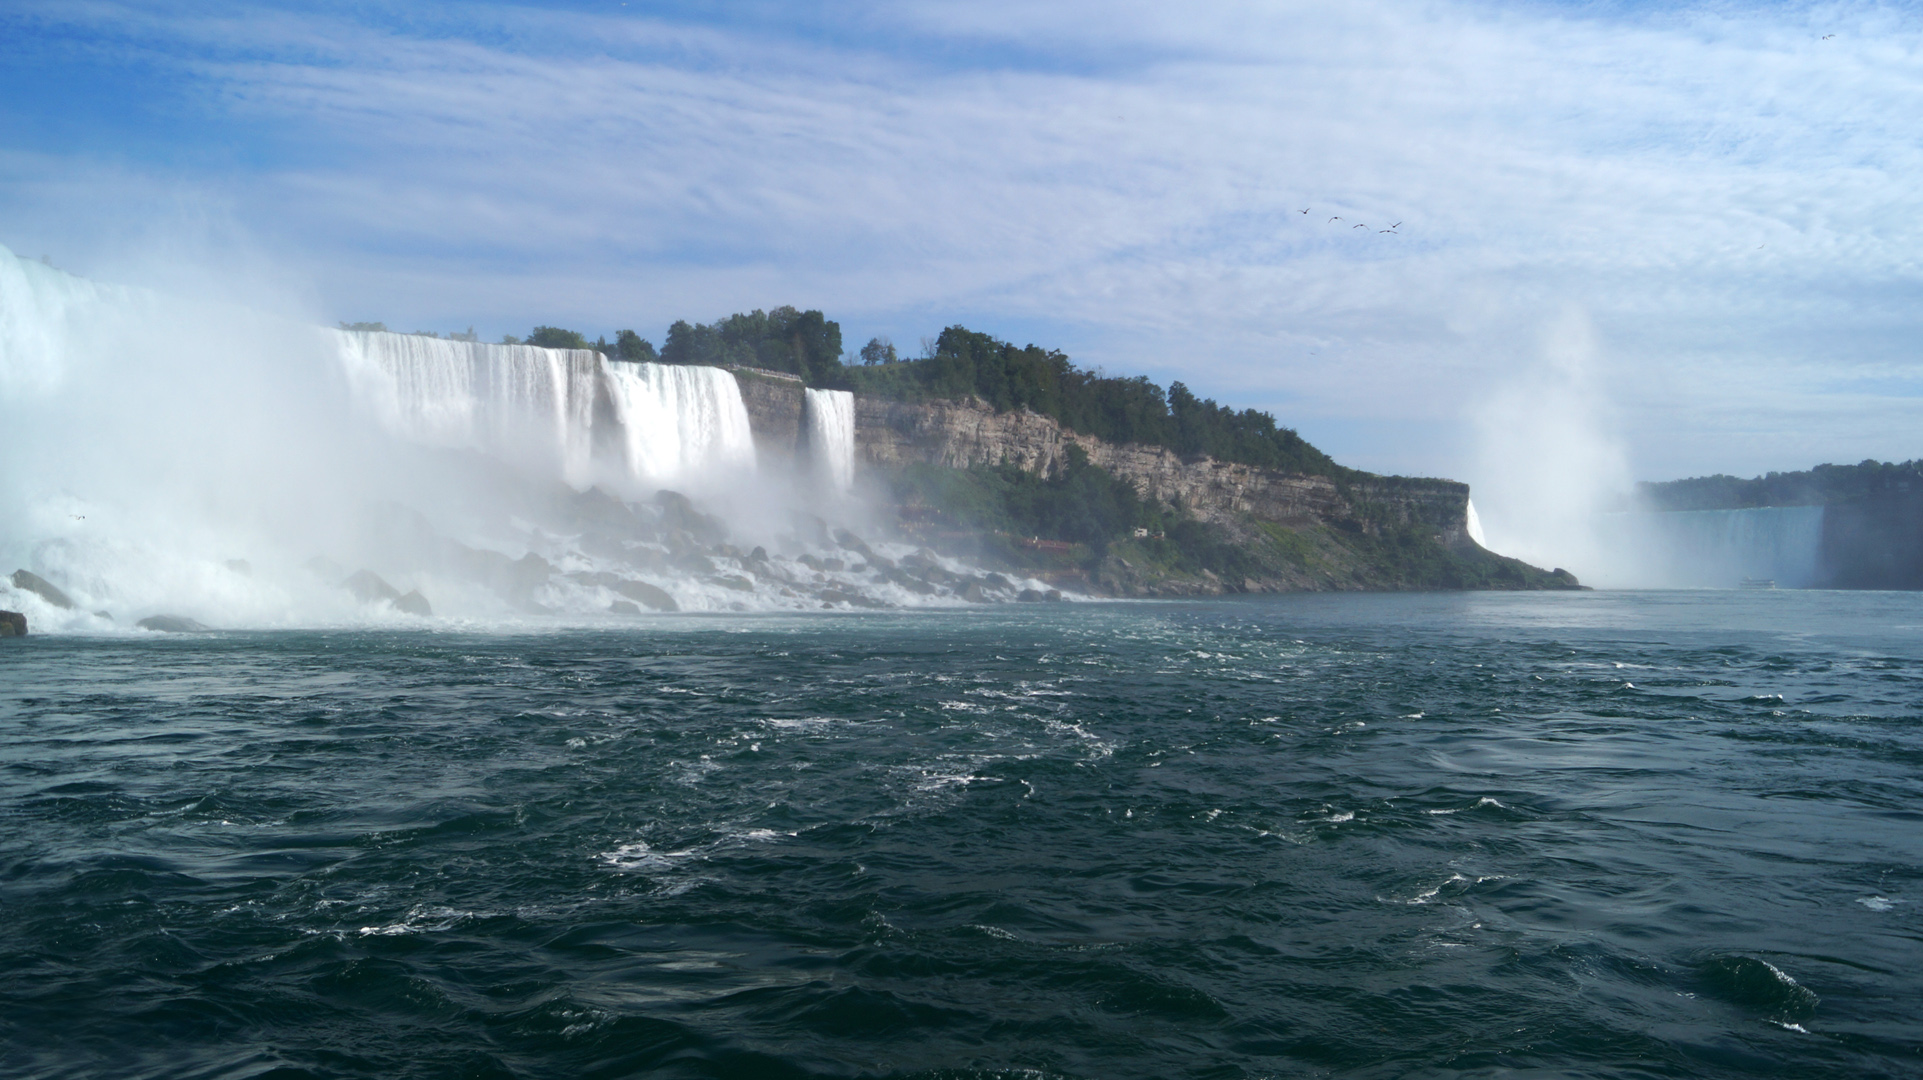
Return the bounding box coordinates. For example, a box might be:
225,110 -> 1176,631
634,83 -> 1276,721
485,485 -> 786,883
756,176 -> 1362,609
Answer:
338,330 -> 754,488
1595,506 -> 1825,588
602,361 -> 757,482
805,388 -> 856,491
1465,499 -> 1487,548
338,331 -> 603,487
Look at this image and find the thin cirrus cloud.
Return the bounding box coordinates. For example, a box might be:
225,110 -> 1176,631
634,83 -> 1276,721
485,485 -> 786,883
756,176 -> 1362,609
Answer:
1,0 -> 1920,481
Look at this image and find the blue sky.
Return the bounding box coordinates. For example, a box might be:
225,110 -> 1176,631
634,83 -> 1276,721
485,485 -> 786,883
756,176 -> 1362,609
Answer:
4,0 -> 1922,496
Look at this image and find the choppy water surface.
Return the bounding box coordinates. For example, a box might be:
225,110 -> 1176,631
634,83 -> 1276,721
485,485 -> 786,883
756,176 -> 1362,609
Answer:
3,591 -> 1920,1079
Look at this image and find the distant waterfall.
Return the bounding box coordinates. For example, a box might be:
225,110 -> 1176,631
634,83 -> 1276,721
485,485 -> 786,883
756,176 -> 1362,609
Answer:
1601,506 -> 1825,588
1465,499 -> 1487,548
804,388 -> 856,491
336,330 -> 754,486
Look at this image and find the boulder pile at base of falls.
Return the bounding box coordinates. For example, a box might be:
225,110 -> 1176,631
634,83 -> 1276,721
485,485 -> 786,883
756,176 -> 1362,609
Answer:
353,484 -> 1048,616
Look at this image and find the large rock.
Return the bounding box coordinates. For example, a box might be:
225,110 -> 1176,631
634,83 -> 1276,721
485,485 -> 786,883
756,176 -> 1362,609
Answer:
442,543 -> 553,608
10,569 -> 74,609
394,589 -> 433,616
0,610 -> 25,637
343,569 -> 402,604
610,579 -> 678,612
137,615 -> 211,633
654,490 -> 728,546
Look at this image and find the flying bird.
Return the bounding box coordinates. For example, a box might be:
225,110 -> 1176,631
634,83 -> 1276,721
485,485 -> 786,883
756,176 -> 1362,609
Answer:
1300,208 -> 1309,214
1822,34 -> 1834,39
1353,223 -> 1367,229
1329,216 -> 1340,222
1391,222 -> 1402,229
1380,229 -> 1396,234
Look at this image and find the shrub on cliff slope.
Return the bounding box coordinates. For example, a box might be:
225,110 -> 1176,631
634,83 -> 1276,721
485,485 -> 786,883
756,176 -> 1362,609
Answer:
893,447 -> 1162,548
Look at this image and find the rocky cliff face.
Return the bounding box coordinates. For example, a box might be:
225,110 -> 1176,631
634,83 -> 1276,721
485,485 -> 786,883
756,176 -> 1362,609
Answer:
734,383 -> 1573,594
730,368 -> 806,462
851,396 -> 1474,547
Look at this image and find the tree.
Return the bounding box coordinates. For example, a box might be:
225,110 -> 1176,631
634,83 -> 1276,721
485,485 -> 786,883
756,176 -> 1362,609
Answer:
658,307 -> 845,385
338,321 -> 387,332
860,336 -> 899,366
527,326 -> 591,350
614,329 -> 657,363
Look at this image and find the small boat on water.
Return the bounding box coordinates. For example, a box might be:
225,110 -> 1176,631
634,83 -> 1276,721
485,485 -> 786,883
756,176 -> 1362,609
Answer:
1738,577 -> 1777,590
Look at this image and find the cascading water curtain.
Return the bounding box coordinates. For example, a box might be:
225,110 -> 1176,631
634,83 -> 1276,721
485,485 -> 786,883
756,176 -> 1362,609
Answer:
804,388 -> 856,491
338,333 -> 757,489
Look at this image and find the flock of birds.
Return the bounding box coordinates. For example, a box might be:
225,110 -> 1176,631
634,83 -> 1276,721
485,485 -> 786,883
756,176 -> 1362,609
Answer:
1300,208 -> 1401,234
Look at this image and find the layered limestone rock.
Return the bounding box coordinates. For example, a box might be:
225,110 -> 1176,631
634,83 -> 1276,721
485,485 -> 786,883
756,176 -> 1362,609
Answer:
850,396 -> 1475,546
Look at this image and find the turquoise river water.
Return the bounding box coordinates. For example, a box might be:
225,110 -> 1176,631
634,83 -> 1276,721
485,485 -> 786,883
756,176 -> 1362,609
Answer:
2,591 -> 1919,1078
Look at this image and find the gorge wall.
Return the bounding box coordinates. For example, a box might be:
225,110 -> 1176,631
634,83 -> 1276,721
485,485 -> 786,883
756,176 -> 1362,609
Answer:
738,379 -> 1477,547
734,378 -> 1574,595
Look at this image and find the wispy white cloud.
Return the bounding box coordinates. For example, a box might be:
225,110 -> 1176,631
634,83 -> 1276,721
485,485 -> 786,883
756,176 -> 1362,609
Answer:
4,0 -> 1922,483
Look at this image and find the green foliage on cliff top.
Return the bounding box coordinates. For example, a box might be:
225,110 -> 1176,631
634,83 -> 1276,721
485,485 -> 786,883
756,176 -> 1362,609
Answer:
1640,460 -> 1923,511
661,306 -> 843,385
527,325 -> 592,350
614,329 -> 658,363
845,325 -> 1347,478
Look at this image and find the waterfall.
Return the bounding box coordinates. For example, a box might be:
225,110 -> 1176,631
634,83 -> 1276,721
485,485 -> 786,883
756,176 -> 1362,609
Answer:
601,361 -> 757,481
804,388 -> 856,491
1465,499 -> 1487,548
1600,506 -> 1825,588
337,330 -> 754,487
0,244 -> 1037,625
0,252 -> 125,399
